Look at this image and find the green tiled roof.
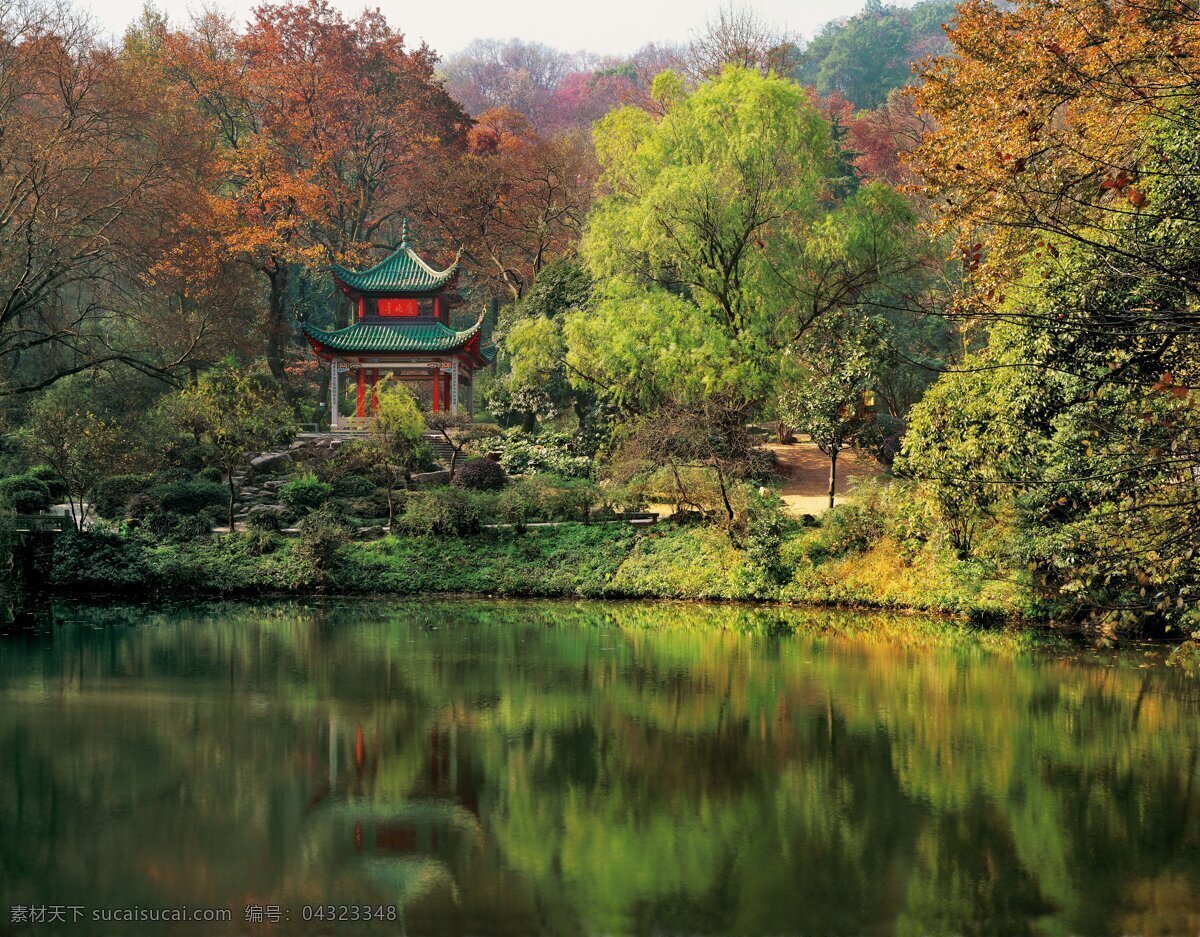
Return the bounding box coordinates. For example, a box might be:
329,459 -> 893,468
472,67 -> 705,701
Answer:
332,241 -> 460,294
302,318 -> 482,354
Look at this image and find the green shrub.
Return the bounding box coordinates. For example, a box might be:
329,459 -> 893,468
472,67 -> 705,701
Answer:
333,474 -> 378,498
453,458 -> 506,491
241,528 -> 281,556
853,477 -> 933,563
535,475 -> 603,522
195,466 -> 224,483
199,504 -> 228,529
498,479 -> 540,533
294,507 -> 352,580
345,524 -> 637,597
159,467 -> 194,483
808,504 -> 885,562
149,479 -> 225,515
51,530 -> 150,591
0,475 -> 52,514
489,428 -> 592,478
126,494 -> 156,521
27,465 -> 68,501
280,474 -> 334,512
92,473 -> 155,519
743,490 -> 788,584
339,494 -> 390,520
144,510 -> 212,542
245,510 -> 283,532
401,486 -> 484,535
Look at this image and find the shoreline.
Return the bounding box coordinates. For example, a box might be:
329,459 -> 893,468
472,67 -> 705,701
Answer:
19,520 -> 1067,633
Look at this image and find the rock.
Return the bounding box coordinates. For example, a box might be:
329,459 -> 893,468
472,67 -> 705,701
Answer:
250,452 -> 293,474
263,480 -> 288,490
412,470 -> 451,488
248,504 -> 288,517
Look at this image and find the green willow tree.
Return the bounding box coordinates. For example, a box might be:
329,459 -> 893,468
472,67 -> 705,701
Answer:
17,378 -> 133,531
563,67 -> 935,517
566,67 -> 837,413
360,378 -> 425,529
175,362 -> 296,530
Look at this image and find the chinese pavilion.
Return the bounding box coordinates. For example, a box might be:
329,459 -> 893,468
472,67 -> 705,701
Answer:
302,224 -> 494,429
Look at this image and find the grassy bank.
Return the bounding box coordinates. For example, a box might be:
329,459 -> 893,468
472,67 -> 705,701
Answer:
47,521 -> 1028,621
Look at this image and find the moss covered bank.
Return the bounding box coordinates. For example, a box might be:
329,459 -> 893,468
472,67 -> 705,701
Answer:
46,521 -> 1025,621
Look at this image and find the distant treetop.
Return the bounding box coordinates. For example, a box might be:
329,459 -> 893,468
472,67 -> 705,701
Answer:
791,0 -> 957,109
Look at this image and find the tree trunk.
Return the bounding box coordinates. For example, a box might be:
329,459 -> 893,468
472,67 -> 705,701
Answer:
448,446 -> 459,481
386,484 -> 394,531
265,263 -> 290,389
227,472 -> 237,532
828,449 -> 838,510
716,467 -> 735,526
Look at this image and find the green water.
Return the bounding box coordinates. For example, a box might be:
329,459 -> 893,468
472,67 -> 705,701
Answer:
1,599 -> 1199,936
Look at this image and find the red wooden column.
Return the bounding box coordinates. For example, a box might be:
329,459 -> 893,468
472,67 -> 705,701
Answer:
431,367 -> 440,411
356,367 -> 365,418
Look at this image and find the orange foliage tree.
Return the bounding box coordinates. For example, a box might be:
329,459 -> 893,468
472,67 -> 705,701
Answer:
912,0 -> 1200,293
164,1 -> 468,383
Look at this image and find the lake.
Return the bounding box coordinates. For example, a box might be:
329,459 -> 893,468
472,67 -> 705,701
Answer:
1,599 -> 1198,936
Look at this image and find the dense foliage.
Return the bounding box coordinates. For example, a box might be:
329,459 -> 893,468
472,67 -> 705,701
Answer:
3,0 -> 1196,638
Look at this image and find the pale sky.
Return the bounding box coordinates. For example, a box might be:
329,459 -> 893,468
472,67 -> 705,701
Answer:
81,0 -> 878,57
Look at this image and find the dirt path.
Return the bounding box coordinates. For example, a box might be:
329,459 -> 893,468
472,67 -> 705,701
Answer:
764,441 -> 882,515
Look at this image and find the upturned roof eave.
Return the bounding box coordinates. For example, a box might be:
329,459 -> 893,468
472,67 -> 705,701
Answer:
301,315 -> 484,357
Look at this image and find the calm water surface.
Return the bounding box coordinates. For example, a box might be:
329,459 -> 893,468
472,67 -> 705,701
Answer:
1,599 -> 1199,936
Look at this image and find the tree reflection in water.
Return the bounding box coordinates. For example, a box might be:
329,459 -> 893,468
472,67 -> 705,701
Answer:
0,599 -> 1198,935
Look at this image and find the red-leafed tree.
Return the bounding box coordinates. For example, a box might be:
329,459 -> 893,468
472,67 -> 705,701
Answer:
415,107 -> 595,302
848,88 -> 931,185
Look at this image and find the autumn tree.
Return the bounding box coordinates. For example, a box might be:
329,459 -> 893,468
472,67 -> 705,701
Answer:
0,2 -> 219,396
165,1 -> 467,382
907,0 -> 1200,629
439,38 -> 576,130
685,4 -> 801,81
416,107 -> 594,303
